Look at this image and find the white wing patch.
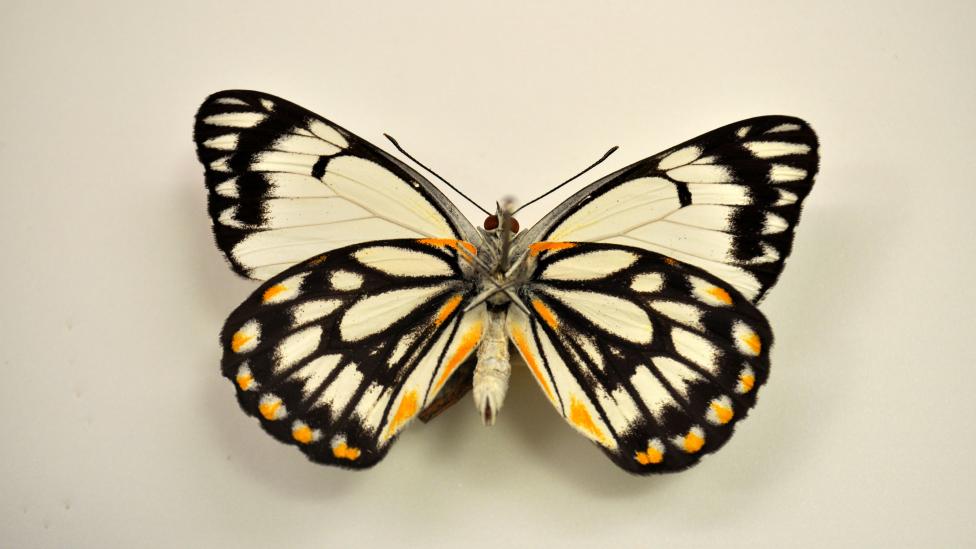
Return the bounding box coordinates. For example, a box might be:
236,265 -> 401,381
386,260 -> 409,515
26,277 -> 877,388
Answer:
353,245 -> 455,277
321,157 -> 455,238
290,299 -> 342,326
291,355 -> 342,398
629,365 -> 675,419
316,364 -> 364,417
540,249 -> 638,281
273,326 -> 322,373
339,284 -> 449,342
670,328 -> 721,375
548,177 -> 681,242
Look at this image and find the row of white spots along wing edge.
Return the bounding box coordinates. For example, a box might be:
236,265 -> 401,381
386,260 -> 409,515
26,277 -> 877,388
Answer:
203,131 -> 342,157
203,97 -> 350,149
654,120 -> 809,163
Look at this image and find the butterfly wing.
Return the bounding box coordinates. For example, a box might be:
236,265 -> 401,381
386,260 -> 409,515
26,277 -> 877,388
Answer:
194,90 -> 480,280
508,243 -> 772,473
514,116 -> 818,302
222,239 -> 485,467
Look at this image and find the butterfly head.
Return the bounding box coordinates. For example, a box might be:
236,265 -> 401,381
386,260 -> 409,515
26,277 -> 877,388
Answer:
482,207 -> 520,234
477,198 -> 521,275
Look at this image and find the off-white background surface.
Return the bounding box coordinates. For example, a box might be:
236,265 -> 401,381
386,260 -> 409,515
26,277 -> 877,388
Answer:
2,1 -> 974,547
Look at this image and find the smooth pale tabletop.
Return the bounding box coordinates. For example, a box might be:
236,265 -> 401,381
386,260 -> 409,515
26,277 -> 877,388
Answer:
1,2 -> 973,547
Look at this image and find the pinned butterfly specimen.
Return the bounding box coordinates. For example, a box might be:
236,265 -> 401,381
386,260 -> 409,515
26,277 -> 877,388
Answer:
194,90 -> 818,474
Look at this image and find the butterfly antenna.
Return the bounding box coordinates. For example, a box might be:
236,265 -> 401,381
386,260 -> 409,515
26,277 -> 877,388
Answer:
384,134 -> 491,216
513,146 -> 619,215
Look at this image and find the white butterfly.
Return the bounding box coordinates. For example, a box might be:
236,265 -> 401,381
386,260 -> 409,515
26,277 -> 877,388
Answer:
195,91 -> 818,473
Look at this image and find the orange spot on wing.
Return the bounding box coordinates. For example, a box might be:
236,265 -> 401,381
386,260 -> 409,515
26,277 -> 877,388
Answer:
231,332 -> 253,353
531,299 -> 559,330
292,424 -> 314,444
511,328 -> 554,402
386,390 -> 419,439
433,322 -> 483,392
707,286 -> 733,305
739,374 -> 756,393
262,284 -> 286,303
435,294 -> 463,326
742,332 -> 761,354
332,442 -> 361,460
418,238 -> 478,259
635,446 -> 663,465
664,257 -> 680,266
569,396 -> 608,446
710,401 -> 734,424
258,399 -> 282,420
528,242 -> 576,257
235,373 -> 254,390
683,430 -> 705,453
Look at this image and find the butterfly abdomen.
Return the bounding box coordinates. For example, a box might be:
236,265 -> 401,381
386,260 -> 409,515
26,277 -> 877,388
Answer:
473,309 -> 511,426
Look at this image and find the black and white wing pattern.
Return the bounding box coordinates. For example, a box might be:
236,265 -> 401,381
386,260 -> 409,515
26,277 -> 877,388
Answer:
514,116 -> 819,302
510,243 -> 772,473
194,90 -> 480,280
221,238 -> 485,467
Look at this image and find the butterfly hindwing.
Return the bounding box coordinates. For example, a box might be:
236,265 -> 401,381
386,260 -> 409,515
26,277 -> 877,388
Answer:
514,116 -> 818,302
195,90 -> 480,280
510,242 -> 772,473
221,238 -> 485,467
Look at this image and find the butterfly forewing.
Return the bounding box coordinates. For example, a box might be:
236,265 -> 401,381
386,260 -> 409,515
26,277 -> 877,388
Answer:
514,116 -> 818,302
221,239 -> 484,467
510,243 -> 772,473
195,90 -> 480,280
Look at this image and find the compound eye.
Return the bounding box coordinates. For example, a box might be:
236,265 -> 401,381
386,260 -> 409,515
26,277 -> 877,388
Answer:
509,217 -> 520,233
483,214 -> 499,230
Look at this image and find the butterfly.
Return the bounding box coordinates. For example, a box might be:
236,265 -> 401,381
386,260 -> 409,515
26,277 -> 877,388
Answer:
194,90 -> 818,474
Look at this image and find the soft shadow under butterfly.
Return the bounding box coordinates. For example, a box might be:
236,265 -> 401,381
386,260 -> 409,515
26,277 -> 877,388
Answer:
194,91 -> 818,474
